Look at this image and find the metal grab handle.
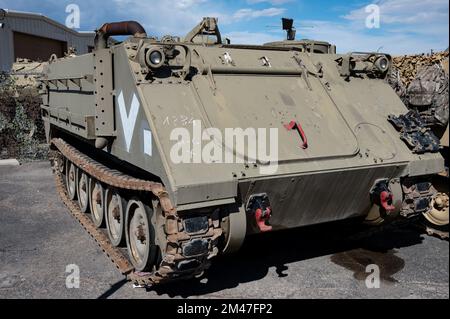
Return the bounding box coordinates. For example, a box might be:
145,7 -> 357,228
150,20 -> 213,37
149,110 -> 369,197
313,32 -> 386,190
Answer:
284,120 -> 308,149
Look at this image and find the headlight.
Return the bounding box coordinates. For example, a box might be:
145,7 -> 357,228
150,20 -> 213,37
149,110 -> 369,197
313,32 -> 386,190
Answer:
145,47 -> 165,69
150,51 -> 162,64
374,56 -> 389,73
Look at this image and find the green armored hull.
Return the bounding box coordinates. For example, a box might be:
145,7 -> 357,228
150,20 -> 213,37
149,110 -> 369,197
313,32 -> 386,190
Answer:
41,18 -> 448,285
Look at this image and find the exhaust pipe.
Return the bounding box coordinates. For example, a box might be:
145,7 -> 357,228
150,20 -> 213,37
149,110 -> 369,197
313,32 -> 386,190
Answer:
95,21 -> 147,49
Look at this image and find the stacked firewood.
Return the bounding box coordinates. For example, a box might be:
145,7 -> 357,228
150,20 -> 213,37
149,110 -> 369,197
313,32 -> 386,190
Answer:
392,51 -> 449,87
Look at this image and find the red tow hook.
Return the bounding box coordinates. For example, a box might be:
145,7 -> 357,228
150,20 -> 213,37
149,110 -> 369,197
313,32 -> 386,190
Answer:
380,191 -> 395,214
247,193 -> 273,233
284,120 -> 308,149
255,207 -> 273,232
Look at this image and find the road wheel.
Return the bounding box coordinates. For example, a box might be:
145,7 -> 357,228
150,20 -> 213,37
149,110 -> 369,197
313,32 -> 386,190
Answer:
65,160 -> 77,200
77,171 -> 90,213
89,179 -> 105,228
106,188 -> 126,247
364,204 -> 386,226
125,199 -> 157,272
57,155 -> 65,175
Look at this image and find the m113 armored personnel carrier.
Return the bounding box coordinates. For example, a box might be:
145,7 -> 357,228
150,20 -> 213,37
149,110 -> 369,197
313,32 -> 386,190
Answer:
40,18 -> 449,286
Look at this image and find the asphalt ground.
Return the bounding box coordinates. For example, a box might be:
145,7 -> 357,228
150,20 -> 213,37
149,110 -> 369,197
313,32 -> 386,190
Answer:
0,161 -> 448,299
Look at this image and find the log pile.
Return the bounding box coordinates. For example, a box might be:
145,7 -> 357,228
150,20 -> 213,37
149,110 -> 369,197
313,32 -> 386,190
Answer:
392,51 -> 449,87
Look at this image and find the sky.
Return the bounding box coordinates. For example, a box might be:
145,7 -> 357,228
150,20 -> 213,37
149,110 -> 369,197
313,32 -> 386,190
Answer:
0,0 -> 448,54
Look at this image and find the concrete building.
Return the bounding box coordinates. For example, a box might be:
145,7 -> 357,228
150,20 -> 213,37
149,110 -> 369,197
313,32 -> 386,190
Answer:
0,9 -> 95,72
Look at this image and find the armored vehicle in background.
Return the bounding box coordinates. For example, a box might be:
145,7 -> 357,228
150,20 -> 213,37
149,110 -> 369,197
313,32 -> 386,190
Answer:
10,58 -> 46,88
41,17 -> 449,286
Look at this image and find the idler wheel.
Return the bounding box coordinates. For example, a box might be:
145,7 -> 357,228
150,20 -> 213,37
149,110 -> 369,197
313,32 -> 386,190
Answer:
424,193 -> 449,226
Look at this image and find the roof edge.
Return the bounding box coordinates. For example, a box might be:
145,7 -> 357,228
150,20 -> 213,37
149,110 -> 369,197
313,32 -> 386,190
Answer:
2,9 -> 95,37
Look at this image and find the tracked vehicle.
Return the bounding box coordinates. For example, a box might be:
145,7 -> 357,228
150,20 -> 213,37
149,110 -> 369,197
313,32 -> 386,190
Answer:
41,18 -> 449,286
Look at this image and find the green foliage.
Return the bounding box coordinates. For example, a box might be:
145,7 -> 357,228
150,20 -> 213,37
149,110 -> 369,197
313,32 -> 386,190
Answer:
0,73 -> 47,160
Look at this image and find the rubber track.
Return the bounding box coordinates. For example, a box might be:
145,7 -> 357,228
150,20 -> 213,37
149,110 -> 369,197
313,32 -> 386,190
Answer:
50,138 -> 222,287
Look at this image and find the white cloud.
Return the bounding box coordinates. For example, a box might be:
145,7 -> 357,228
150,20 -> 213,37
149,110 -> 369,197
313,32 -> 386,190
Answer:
224,31 -> 280,45
112,0 -> 223,36
300,19 -> 448,55
110,0 -> 286,36
175,0 -> 208,9
232,7 -> 286,21
246,0 -> 294,4
343,0 -> 449,34
292,0 -> 449,55
344,0 -> 448,25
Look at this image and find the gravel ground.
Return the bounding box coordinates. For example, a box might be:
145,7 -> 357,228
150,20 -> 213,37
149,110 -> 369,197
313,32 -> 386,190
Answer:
0,162 -> 448,299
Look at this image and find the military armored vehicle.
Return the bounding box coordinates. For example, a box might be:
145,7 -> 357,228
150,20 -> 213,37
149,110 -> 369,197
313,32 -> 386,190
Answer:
41,18 -> 449,286
10,58 -> 46,88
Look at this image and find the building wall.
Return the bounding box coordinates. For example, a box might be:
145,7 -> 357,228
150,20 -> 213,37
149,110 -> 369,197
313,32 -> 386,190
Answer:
0,10 -> 95,71
13,31 -> 68,61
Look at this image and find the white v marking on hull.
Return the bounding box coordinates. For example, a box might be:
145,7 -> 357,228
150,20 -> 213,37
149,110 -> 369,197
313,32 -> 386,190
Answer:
117,91 -> 140,152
